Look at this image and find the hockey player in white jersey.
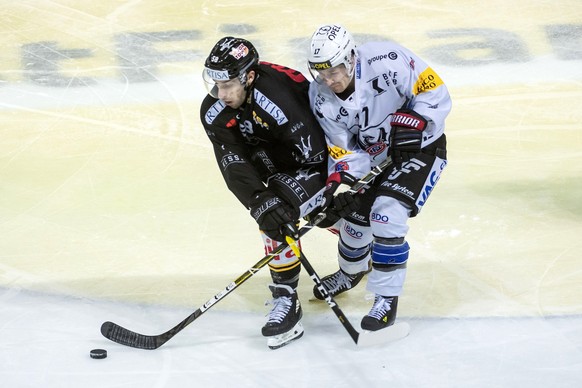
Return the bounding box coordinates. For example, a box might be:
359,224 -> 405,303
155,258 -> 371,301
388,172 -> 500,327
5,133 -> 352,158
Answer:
307,24 -> 451,331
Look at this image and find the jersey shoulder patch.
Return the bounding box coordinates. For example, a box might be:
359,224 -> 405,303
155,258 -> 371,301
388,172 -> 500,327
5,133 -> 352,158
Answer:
413,67 -> 444,95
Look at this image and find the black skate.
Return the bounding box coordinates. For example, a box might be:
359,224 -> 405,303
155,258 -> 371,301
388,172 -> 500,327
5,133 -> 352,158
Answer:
361,295 -> 398,331
313,267 -> 369,300
262,284 -> 303,349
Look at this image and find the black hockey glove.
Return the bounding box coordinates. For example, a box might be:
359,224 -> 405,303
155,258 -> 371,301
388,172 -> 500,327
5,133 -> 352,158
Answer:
249,191 -> 296,241
321,172 -> 361,222
390,109 -> 427,167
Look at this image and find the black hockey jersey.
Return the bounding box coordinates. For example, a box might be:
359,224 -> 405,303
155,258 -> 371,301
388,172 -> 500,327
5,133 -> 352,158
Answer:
200,62 -> 328,208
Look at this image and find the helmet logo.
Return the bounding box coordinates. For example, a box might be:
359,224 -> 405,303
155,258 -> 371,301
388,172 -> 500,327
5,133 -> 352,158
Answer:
316,24 -> 342,41
309,61 -> 332,70
219,38 -> 236,52
205,68 -> 229,81
230,43 -> 249,60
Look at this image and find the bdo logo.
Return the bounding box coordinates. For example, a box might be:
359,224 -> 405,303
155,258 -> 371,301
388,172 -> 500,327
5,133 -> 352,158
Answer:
343,223 -> 363,239
371,213 -> 390,224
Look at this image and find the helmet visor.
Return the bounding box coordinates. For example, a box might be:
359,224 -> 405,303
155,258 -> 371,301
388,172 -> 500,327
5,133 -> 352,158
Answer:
203,67 -> 231,98
307,60 -> 332,80
308,62 -> 349,85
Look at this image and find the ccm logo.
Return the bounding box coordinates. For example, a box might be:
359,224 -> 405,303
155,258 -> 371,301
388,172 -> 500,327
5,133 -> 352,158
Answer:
371,213 -> 389,224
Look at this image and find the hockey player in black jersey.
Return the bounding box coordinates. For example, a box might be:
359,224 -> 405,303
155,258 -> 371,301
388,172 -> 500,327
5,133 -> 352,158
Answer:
200,37 -> 329,349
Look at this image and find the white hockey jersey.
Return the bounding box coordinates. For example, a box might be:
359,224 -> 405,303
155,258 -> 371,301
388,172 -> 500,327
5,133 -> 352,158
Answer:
308,41 -> 452,179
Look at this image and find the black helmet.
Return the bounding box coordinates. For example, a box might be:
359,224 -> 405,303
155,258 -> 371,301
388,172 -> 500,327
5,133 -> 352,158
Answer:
203,37 -> 259,82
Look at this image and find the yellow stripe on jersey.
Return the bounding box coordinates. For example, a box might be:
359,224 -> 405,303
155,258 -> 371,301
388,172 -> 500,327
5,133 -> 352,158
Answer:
413,67 -> 444,95
328,145 -> 352,160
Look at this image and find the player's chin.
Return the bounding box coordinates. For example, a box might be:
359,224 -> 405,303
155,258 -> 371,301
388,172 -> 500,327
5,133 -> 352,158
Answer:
224,101 -> 241,109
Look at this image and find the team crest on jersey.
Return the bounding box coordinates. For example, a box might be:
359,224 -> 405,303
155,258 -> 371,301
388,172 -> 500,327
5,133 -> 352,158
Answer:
365,142 -> 387,156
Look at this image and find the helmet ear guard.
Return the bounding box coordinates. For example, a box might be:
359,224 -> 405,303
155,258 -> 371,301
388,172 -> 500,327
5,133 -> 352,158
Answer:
307,24 -> 356,81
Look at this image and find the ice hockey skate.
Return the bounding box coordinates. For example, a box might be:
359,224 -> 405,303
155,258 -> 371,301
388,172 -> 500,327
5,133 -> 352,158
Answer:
312,267 -> 369,300
361,295 -> 398,331
262,284 -> 304,349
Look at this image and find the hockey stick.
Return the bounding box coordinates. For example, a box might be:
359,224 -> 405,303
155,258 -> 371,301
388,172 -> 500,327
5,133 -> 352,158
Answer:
285,235 -> 410,347
285,234 -> 360,344
101,158 -> 392,349
101,227 -> 308,349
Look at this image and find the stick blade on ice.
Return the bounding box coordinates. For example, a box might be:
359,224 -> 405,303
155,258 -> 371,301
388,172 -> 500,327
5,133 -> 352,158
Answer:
101,321 -> 160,350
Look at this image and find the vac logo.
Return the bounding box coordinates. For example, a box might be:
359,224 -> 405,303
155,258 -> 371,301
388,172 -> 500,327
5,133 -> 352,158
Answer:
417,159 -> 448,208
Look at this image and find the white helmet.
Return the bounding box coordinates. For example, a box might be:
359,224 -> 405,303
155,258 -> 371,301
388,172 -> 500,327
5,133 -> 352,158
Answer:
307,24 -> 356,79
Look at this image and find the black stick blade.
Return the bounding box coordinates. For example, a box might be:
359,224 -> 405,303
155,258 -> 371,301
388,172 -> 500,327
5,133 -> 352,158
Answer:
101,321 -> 160,350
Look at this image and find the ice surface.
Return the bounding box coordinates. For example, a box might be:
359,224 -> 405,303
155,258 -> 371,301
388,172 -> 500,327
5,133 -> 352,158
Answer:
1,1 -> 581,387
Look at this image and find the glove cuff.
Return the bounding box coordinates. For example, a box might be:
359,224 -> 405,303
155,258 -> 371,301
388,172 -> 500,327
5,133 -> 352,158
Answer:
390,109 -> 427,131
326,172 -> 342,186
327,171 -> 357,186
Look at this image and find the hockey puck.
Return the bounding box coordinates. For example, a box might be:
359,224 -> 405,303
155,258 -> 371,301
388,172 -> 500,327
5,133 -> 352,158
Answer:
89,349 -> 107,359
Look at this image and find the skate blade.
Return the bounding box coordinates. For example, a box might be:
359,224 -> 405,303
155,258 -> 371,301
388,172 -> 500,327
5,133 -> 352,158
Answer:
266,322 -> 304,350
357,321 -> 410,347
